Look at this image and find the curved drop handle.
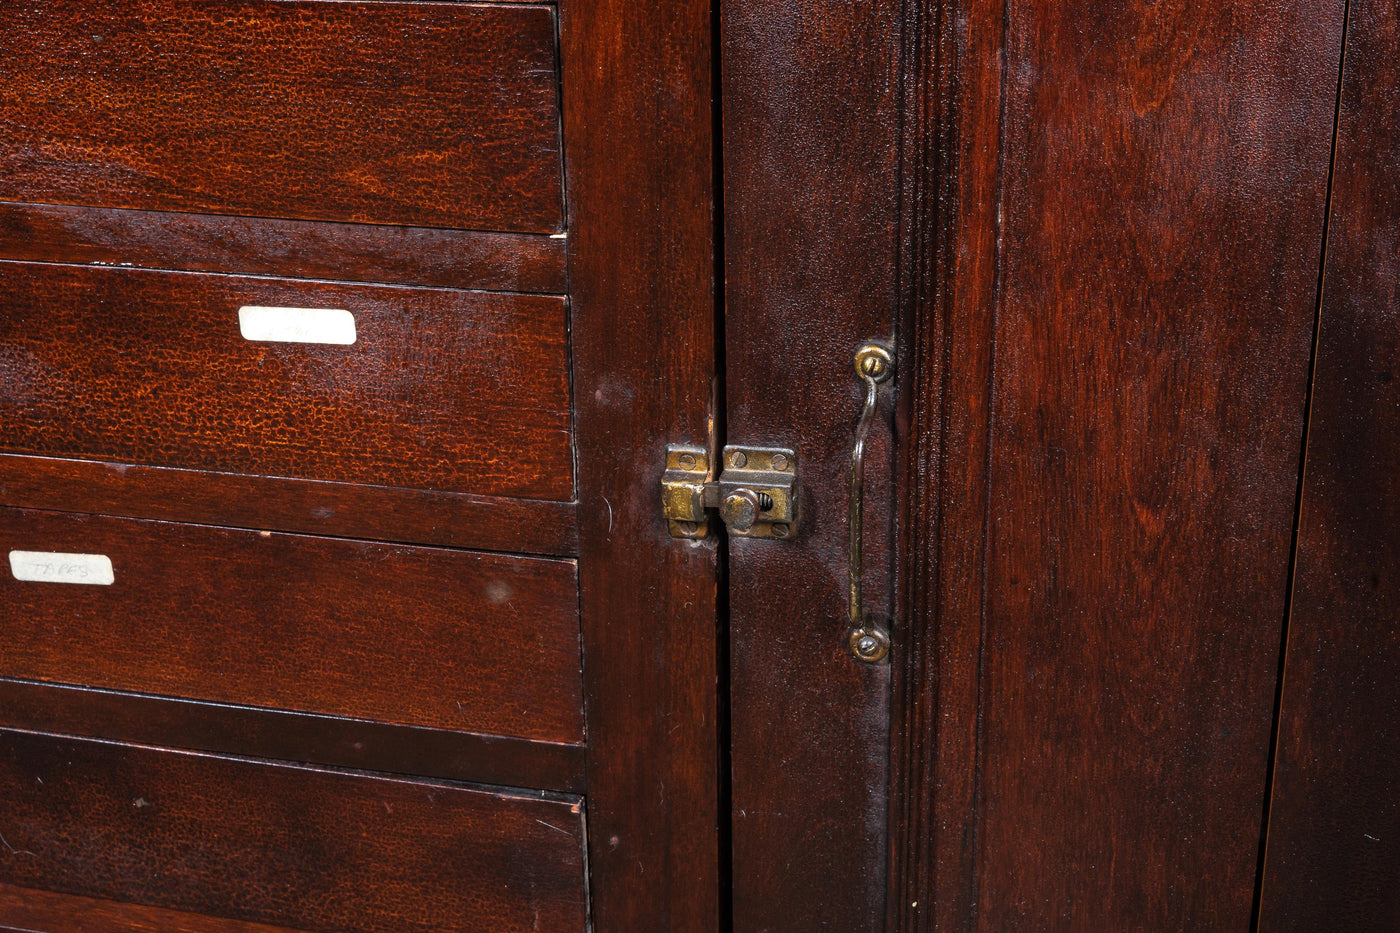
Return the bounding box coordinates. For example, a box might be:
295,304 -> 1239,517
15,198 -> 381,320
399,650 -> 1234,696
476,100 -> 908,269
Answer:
848,341 -> 894,663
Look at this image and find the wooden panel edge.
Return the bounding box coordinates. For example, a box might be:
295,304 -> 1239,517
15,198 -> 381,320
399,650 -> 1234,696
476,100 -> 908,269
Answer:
0,455 -> 578,558
0,202 -> 568,295
0,679 -> 587,795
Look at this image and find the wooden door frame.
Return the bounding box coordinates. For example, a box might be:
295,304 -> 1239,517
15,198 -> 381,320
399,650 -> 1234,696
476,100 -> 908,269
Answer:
885,0 -> 992,926
561,0 -> 721,929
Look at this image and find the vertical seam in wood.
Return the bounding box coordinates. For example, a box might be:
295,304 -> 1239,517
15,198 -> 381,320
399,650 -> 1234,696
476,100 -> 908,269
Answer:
1251,1 -> 1352,927
968,0 -> 1012,925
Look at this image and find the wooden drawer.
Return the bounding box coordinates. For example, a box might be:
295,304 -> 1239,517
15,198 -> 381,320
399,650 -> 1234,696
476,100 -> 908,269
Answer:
0,262 -> 573,501
0,508 -> 584,745
0,1 -> 564,234
0,730 -> 589,933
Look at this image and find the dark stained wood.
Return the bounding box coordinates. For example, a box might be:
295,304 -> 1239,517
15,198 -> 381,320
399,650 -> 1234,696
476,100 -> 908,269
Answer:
0,203 -> 567,294
0,679 -> 586,796
1259,2 -> 1400,926
960,0 -> 1344,927
720,0 -> 901,928
0,508 -> 584,744
0,1 -> 564,234
0,730 -> 588,933
885,0 -> 1003,927
0,455 -> 578,559
560,0 -> 721,925
0,263 -> 573,501
0,882 -> 302,933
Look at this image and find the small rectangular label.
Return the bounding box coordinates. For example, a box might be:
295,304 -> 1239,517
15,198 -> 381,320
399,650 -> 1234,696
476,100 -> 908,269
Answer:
238,306 -> 357,345
9,551 -> 115,585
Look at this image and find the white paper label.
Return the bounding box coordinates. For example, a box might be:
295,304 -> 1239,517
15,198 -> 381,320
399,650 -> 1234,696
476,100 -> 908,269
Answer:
9,551 -> 115,585
238,306 -> 357,345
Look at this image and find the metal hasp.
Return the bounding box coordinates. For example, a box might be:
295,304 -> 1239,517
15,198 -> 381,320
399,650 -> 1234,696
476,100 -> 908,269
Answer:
848,341 -> 894,663
662,445 -> 799,540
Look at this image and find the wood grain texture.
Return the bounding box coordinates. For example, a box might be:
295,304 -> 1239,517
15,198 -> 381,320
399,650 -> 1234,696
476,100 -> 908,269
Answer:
560,0 -> 722,927
0,731 -> 588,933
970,0 -> 1343,926
721,0 -> 901,928
885,0 -> 1003,927
0,883 -> 303,933
0,1 -> 564,233
0,508 -> 584,744
1259,2 -> 1400,927
0,455 -> 579,559
0,263 -> 573,500
0,203 -> 567,294
0,678 -> 586,796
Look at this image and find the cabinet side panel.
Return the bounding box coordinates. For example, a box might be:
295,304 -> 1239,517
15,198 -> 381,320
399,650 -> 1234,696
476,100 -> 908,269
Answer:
1261,2 -> 1400,927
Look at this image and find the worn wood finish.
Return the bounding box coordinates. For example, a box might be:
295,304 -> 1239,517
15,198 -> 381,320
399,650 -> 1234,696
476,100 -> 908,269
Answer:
721,0 -> 901,928
0,508 -> 583,744
957,0 -> 1344,926
560,0 -> 721,926
0,1 -> 563,234
0,883 -> 302,933
0,455 -> 579,559
0,731 -> 588,933
0,203 -> 568,294
0,263 -> 573,500
0,679 -> 586,795
1259,2 -> 1400,926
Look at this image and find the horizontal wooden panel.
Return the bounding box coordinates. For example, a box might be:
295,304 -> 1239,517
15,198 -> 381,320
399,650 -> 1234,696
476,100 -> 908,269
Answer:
0,1 -> 564,233
0,731 -> 588,933
0,263 -> 574,500
0,509 -> 584,744
0,455 -> 578,558
0,882 -> 301,933
0,203 -> 568,294
0,679 -> 586,795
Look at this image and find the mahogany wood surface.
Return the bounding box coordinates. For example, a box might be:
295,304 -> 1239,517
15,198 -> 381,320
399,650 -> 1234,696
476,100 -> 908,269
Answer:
561,0 -> 722,926
0,203 -> 568,294
0,263 -> 573,501
1259,1 -> 1400,926
0,883 -> 304,933
0,679 -> 586,795
0,1 -> 564,234
885,0 -> 1002,926
0,731 -> 588,933
942,0 -> 1345,926
721,0 -> 901,928
0,508 -> 584,744
0,455 -> 579,559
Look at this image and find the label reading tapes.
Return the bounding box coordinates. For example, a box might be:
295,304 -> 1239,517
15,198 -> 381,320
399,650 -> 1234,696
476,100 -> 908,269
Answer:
9,551 -> 115,586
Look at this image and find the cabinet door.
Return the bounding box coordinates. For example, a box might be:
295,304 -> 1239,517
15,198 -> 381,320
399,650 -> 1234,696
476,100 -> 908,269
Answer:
886,0 -> 1347,929
0,2 -> 720,931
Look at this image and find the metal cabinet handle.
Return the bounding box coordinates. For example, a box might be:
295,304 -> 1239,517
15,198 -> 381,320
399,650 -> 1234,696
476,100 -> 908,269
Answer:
848,341 -> 894,662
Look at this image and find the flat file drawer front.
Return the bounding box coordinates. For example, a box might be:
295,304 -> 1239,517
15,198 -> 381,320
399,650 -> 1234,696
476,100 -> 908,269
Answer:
0,731 -> 589,933
0,262 -> 574,501
0,1 -> 564,234
0,508 -> 585,744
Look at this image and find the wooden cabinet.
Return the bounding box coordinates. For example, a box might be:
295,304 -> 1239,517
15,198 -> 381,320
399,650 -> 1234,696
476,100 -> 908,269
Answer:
0,1 -> 719,929
2,0 -> 1398,930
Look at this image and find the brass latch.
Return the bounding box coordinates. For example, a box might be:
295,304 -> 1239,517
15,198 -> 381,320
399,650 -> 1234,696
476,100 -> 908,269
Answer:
662,445 -> 798,540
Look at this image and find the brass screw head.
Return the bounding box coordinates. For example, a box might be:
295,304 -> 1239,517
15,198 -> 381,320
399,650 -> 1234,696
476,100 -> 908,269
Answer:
678,452 -> 697,470
849,627 -> 891,663
771,453 -> 789,471
771,523 -> 790,538
730,450 -> 748,468
854,343 -> 894,384
677,521 -> 699,536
